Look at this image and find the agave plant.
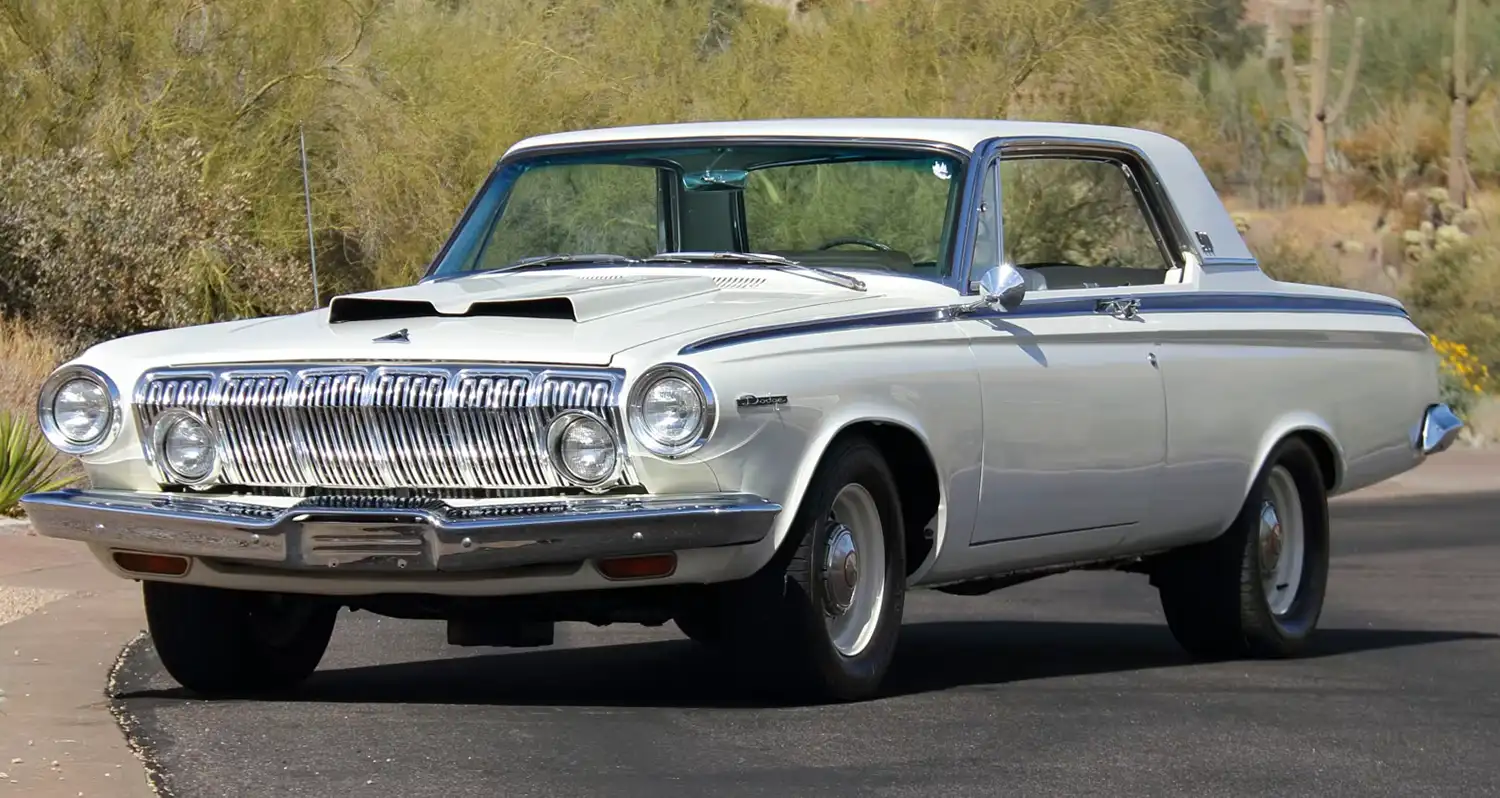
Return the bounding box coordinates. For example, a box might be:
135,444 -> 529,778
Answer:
0,410 -> 75,516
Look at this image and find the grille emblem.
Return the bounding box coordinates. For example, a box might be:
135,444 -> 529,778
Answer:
374,328 -> 409,344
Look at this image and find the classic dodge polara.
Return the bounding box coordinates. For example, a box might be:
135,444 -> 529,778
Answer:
23,118 -> 1463,701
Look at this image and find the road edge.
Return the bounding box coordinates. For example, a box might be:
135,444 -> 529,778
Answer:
107,631 -> 173,798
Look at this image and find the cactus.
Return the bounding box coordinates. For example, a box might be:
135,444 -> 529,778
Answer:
1447,0 -> 1492,209
1278,3 -> 1365,205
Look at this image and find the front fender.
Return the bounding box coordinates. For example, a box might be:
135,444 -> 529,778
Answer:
676,340 -> 982,582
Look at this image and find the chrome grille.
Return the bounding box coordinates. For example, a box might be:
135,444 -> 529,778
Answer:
134,364 -> 627,491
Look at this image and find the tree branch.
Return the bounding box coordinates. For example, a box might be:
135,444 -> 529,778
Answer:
230,1 -> 371,124
1326,16 -> 1364,127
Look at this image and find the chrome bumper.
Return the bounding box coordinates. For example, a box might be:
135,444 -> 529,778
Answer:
19,489 -> 779,573
1418,403 -> 1465,455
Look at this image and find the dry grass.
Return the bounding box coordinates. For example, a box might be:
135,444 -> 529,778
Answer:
0,317 -> 85,492
0,316 -> 66,420
1228,191 -> 1500,297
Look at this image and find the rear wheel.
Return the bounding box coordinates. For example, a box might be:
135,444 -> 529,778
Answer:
1155,437 -> 1330,659
144,581 -> 339,696
697,435 -> 907,701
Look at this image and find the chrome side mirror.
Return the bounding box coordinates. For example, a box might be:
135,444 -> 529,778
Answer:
976,264 -> 1027,312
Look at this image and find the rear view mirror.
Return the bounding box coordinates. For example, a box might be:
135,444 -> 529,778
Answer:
683,169 -> 749,191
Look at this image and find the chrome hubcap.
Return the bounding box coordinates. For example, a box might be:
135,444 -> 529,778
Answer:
823,525 -> 859,614
1258,465 -> 1305,617
821,483 -> 886,657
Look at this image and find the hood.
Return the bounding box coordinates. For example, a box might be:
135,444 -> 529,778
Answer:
90,269 -> 880,368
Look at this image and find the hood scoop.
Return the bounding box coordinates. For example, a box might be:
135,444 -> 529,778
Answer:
326,274 -> 734,326
328,296 -> 576,324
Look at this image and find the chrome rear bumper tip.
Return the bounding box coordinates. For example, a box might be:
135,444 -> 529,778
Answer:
1419,403 -> 1465,455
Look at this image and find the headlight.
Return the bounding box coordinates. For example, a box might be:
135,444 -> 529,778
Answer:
547,411 -> 620,488
38,365 -> 121,454
627,364 -> 715,458
151,410 -> 218,484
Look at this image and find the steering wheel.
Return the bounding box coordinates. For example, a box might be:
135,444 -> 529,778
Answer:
817,236 -> 894,251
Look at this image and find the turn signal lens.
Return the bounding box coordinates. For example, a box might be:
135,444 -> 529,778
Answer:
112,551 -> 191,576
596,553 -> 677,580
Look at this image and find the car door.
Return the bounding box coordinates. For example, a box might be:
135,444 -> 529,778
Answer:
955,147 -> 1172,545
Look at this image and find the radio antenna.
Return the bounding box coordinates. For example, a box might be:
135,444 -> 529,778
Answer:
299,126 -> 321,308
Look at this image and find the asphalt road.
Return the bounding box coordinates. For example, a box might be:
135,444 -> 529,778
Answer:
113,492 -> 1500,798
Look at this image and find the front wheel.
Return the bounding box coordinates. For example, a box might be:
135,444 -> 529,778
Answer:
144,581 -> 339,696
1154,437 -> 1330,659
707,435 -> 908,701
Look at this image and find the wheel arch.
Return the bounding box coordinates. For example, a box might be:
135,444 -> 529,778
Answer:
1243,413 -> 1344,505
772,413 -> 946,581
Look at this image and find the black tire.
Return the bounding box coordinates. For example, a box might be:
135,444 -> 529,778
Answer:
1154,437 -> 1330,659
704,434 -> 908,702
143,581 -> 339,696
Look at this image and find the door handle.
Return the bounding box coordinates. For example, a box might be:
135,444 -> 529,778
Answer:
1094,297 -> 1140,320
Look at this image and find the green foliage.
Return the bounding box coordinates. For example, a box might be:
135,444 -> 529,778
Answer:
0,140 -> 318,349
0,410 -> 72,517
1183,57 -> 1305,205
1340,0 -> 1500,118
1402,232 -> 1500,386
0,0 -> 1197,304
1175,0 -> 1262,70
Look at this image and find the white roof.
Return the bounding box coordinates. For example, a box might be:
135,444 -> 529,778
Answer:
503,118 -> 1252,264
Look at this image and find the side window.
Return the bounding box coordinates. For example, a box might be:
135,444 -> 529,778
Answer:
999,156 -> 1172,290
472,163 -> 661,271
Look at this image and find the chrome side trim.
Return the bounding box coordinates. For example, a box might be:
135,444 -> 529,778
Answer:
1417,403 -> 1464,455
677,292 -> 1412,355
19,489 -> 779,573
132,364 -> 630,492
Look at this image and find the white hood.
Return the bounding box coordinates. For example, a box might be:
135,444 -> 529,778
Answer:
88,269 -> 889,368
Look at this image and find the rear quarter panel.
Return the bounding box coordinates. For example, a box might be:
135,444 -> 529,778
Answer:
1146,305 -> 1437,547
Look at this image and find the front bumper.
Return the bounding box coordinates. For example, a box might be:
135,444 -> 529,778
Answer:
19,489 -> 779,574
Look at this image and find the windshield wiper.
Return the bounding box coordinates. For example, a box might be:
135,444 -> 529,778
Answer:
475,253 -> 641,276
648,251 -> 866,292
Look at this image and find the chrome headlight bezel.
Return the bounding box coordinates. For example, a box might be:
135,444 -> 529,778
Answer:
545,409 -> 624,490
37,364 -> 123,455
626,363 -> 716,459
147,408 -> 220,486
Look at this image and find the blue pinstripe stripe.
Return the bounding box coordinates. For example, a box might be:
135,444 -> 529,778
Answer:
677,292 -> 1410,355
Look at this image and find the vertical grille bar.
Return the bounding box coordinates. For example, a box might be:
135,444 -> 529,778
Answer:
135,364 -> 624,490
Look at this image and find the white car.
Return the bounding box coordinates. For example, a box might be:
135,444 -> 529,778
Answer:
23,118 -> 1462,701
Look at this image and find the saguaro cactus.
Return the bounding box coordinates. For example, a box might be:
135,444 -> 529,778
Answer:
1279,3 -> 1365,205
1447,0 -> 1492,209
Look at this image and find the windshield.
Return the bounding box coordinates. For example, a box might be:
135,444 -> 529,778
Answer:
426,143 -> 966,280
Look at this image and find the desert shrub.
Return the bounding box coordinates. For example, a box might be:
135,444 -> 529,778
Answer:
0,140 -> 315,350
0,410 -> 74,517
0,0 -> 1199,290
1251,235 -> 1344,287
1338,100 -> 1449,207
1402,230 -> 1500,385
1182,58 -> 1304,206
1430,334 -> 1489,419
